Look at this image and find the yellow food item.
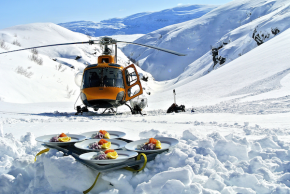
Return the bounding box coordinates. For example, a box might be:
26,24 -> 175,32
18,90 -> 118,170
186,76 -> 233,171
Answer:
107,151 -> 118,159
58,136 -> 71,142
101,141 -> 111,149
155,140 -> 162,149
104,133 -> 110,139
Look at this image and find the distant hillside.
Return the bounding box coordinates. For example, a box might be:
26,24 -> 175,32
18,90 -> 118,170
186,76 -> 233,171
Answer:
123,0 -> 290,81
58,5 -> 218,37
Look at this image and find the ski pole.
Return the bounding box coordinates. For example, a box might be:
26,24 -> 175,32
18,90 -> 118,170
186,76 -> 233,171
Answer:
173,89 -> 176,104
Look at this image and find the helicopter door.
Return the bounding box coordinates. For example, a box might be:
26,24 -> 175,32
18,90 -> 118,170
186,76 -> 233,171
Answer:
122,64 -> 143,101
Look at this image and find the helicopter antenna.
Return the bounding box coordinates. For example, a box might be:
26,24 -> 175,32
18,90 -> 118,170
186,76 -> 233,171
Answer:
0,40 -> 98,55
115,44 -> 118,63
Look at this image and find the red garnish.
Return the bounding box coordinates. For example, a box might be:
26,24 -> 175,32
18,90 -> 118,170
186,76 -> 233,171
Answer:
105,149 -> 115,154
149,138 -> 158,144
59,133 -> 67,137
98,139 -> 108,145
99,130 -> 108,135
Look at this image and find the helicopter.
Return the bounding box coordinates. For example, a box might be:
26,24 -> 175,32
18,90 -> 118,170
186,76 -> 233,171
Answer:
0,36 -> 186,115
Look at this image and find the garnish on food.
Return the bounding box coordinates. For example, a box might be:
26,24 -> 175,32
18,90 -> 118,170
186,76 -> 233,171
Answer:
92,149 -> 118,160
88,139 -> 111,150
138,138 -> 162,150
49,133 -> 71,142
91,130 -> 110,139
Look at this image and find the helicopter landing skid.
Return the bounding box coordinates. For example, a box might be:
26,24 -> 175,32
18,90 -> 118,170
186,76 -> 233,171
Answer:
101,108 -> 116,114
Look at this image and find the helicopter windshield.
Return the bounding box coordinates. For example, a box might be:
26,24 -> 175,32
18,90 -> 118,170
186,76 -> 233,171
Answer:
82,67 -> 124,89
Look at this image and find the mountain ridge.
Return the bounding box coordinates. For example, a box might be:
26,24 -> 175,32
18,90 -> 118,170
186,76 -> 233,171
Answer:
58,4 -> 218,37
123,0 -> 290,81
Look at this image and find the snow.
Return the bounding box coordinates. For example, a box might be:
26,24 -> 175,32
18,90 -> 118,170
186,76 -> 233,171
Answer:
123,0 -> 290,81
58,5 -> 218,37
1,107 -> 290,193
1,0 -> 290,193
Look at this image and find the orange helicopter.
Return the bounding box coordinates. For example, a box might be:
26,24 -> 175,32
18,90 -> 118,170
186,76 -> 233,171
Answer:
0,36 -> 186,115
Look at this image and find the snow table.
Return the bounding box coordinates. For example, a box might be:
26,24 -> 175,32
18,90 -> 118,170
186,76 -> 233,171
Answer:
42,138 -> 168,172
36,138 -> 169,193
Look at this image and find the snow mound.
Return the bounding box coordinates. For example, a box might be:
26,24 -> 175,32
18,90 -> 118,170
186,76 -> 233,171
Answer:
1,125 -> 290,193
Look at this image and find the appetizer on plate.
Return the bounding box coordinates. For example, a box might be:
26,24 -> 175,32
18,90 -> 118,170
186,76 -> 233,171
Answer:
49,133 -> 71,142
92,149 -> 118,160
88,139 -> 111,150
91,130 -> 110,139
138,138 -> 162,150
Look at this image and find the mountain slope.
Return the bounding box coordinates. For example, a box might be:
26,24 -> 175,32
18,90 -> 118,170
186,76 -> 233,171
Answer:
58,5 -> 217,37
123,0 -> 290,81
148,27 -> 290,111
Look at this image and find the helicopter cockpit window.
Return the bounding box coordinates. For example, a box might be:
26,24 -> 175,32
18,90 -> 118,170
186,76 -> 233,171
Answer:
102,58 -> 109,63
82,67 -> 124,89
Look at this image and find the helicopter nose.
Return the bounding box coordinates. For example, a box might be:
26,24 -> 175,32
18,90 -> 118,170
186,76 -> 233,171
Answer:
82,87 -> 125,101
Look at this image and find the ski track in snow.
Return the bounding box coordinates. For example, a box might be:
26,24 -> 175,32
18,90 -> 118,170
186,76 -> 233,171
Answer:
197,95 -> 290,115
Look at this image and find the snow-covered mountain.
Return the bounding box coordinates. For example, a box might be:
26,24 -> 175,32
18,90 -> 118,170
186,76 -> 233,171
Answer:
148,26 -> 290,110
58,5 -> 218,37
123,0 -> 290,81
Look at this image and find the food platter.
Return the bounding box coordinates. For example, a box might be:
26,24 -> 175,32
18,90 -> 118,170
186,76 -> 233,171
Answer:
35,134 -> 86,146
79,150 -> 138,164
125,137 -> 179,153
74,139 -> 127,151
81,131 -> 126,139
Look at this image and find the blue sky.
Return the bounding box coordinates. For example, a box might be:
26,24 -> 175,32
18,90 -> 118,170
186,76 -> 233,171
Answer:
0,0 -> 233,30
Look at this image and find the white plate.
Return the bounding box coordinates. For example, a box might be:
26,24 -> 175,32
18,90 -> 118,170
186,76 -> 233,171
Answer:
35,134 -> 86,146
74,139 -> 127,151
125,137 -> 179,153
81,131 -> 126,139
79,150 -> 138,164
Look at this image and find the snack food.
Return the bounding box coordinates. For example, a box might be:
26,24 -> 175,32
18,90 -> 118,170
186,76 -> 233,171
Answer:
88,139 -> 111,150
91,130 -> 110,139
138,138 -> 162,150
92,149 -> 118,160
49,133 -> 71,142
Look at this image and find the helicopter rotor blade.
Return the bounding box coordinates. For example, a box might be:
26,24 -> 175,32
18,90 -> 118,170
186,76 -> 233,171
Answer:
116,41 -> 186,56
0,40 -> 99,55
